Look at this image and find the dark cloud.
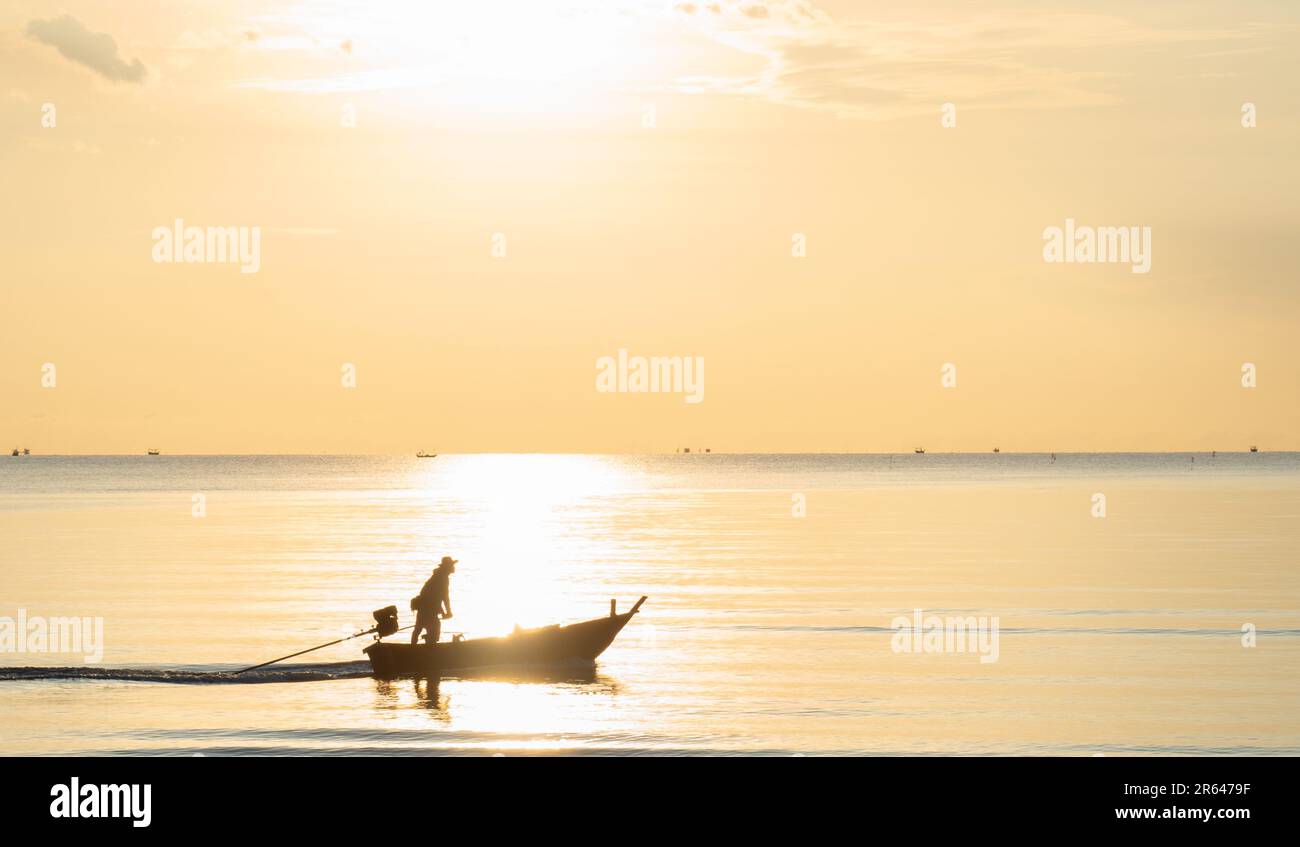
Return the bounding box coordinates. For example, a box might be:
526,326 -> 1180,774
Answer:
27,15 -> 147,83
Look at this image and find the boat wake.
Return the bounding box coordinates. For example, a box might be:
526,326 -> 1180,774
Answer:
0,659 -> 605,685
0,660 -> 373,685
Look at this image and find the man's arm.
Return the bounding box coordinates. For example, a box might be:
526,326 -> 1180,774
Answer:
441,593 -> 452,618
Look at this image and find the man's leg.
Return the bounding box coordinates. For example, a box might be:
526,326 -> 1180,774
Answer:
430,615 -> 441,645
411,613 -> 424,644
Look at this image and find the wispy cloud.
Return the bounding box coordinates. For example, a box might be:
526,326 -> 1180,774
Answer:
26,15 -> 148,83
206,0 -> 1284,119
671,4 -> 1281,119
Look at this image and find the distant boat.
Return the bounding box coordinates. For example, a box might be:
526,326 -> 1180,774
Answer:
1250,446 -> 1259,453
993,447 -> 1000,453
147,449 -> 160,456
914,448 -> 925,454
683,448 -> 691,454
9,448 -> 17,457
416,452 -> 437,458
22,448 -> 29,455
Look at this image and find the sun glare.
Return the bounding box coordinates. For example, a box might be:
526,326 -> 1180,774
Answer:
335,1 -> 646,111
414,455 -> 631,633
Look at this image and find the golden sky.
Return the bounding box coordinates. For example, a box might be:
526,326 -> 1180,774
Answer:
2,0 -> 1298,453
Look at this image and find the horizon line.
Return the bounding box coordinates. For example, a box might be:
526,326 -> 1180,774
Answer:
2,450 -> 1292,458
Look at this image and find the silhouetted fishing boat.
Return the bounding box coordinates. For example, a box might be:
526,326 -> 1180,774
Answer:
416,452 -> 436,458
147,449 -> 160,456
1250,446 -> 1259,453
363,597 -> 647,678
914,447 -> 925,454
9,448 -> 17,457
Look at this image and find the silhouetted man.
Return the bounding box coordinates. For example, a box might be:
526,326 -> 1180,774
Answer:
411,556 -> 457,645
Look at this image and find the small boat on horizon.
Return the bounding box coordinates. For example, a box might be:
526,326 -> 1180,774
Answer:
363,597 -> 647,679
914,447 -> 925,454
993,447 -> 1000,453
416,452 -> 437,458
147,449 -> 160,456
10,448 -> 18,457
1250,446 -> 1259,453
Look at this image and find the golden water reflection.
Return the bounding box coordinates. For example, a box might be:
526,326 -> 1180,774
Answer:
371,668 -> 623,752
400,454 -> 644,636
4,454 -> 1300,754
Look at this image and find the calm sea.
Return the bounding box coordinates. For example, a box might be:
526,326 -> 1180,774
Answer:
2,453 -> 1298,755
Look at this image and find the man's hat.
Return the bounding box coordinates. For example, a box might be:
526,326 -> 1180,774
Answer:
439,556 -> 458,567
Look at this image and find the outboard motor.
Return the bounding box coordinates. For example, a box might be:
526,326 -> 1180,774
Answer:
372,605 -> 399,639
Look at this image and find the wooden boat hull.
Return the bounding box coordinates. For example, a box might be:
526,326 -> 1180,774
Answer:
363,598 -> 645,678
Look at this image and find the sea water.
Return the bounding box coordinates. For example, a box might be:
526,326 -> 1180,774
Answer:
2,453 -> 1298,755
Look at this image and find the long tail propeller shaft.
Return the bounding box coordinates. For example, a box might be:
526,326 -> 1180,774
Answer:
233,605 -> 402,675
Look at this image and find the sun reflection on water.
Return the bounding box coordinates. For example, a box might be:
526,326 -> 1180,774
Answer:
405,454 -> 637,636
372,668 -> 625,750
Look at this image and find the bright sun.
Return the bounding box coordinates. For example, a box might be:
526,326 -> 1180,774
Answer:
333,1 -> 647,111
